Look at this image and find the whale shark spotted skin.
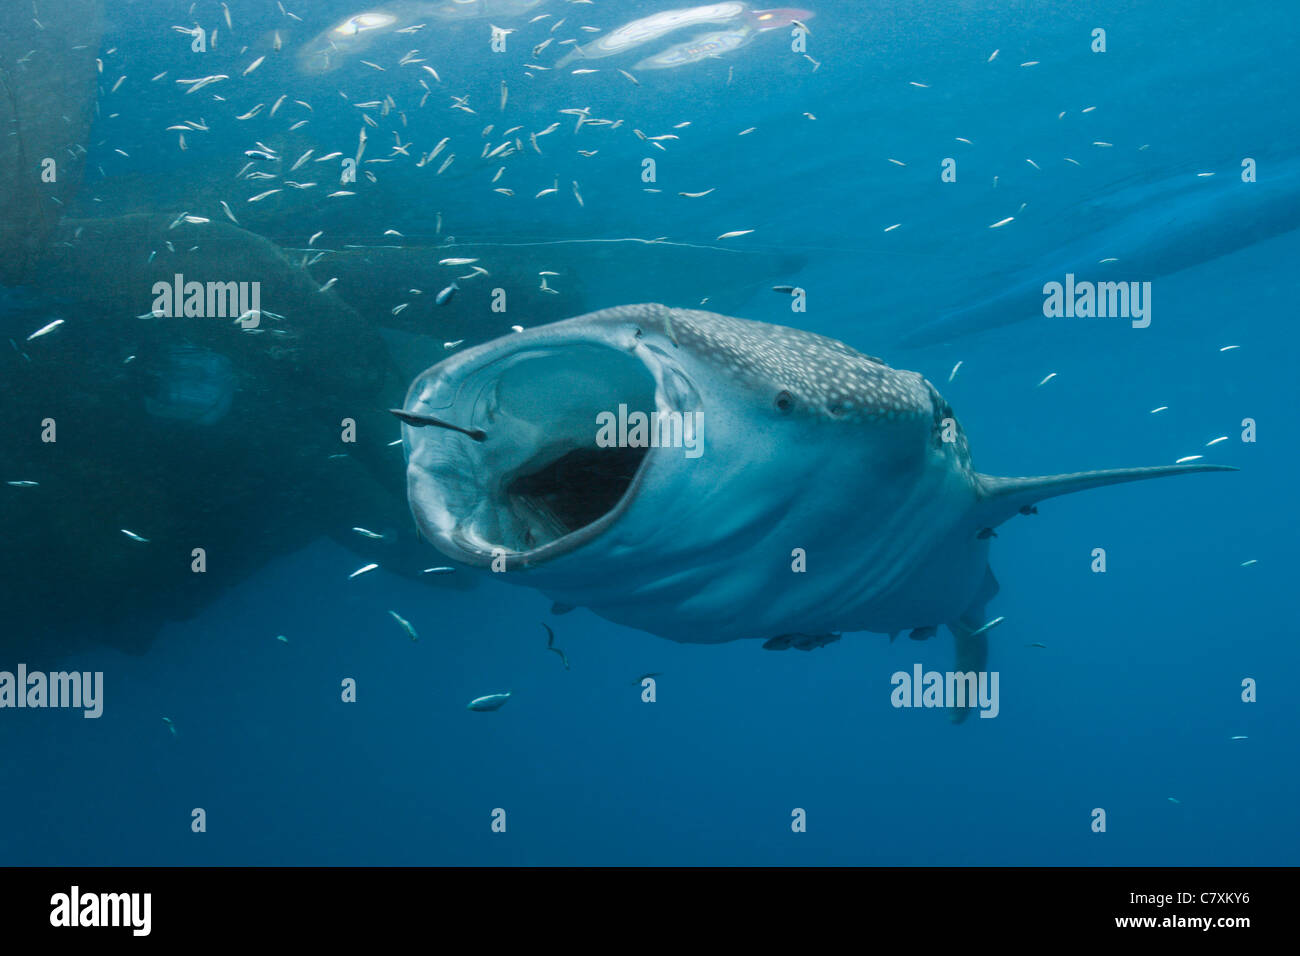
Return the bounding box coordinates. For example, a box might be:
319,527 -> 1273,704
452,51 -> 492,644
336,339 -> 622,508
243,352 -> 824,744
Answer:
400,305 -> 1233,717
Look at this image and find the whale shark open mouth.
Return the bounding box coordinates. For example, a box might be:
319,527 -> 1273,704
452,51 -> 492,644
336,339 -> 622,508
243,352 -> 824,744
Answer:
404,342 -> 664,567
142,345 -> 236,426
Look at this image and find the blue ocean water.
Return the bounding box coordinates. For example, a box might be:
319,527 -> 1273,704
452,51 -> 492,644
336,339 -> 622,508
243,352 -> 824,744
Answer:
1,0 -> 1296,865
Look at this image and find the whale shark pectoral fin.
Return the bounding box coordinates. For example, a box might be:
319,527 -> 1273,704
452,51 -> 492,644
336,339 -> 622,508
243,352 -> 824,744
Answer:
974,463 -> 1237,528
947,565 -> 999,725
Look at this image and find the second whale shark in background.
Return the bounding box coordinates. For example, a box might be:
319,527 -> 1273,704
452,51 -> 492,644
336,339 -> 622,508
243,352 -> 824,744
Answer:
396,305 -> 1235,720
556,3 -> 813,71
907,155 -> 1300,345
296,0 -> 550,74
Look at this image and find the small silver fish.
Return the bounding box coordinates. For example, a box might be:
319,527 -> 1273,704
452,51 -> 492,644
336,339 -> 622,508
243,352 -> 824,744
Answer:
436,282 -> 458,305
352,527 -> 384,540
967,615 -> 1005,638
120,529 -> 150,543
388,610 -> 419,641
467,692 -> 512,712
348,563 -> 379,579
26,319 -> 64,341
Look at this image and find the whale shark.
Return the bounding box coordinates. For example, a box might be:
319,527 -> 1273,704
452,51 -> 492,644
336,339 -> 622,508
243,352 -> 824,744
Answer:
295,0 -> 550,74
398,305 -> 1234,719
556,3 -> 812,69
905,156 -> 1300,345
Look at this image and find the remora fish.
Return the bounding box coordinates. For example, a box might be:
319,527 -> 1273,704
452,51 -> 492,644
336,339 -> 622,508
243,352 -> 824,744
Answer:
399,305 -> 1234,721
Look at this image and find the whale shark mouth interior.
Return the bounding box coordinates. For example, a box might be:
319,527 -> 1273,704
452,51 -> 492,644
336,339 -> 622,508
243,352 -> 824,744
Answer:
505,443 -> 649,546
443,344 -> 659,557
142,344 -> 236,426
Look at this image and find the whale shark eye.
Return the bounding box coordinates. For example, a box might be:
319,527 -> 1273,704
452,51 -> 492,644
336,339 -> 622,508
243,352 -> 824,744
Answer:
774,389 -> 794,413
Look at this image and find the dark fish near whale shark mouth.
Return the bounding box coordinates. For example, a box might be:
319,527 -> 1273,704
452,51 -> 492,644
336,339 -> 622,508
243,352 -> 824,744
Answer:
397,304 -> 1234,709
